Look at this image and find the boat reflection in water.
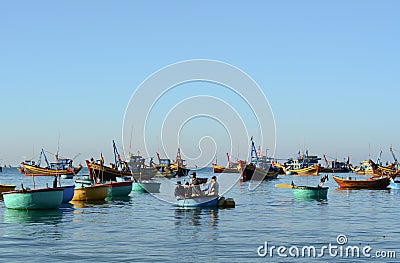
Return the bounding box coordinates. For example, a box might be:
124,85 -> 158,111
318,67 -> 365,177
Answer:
70,200 -> 107,209
3,209 -> 63,225
174,207 -> 219,227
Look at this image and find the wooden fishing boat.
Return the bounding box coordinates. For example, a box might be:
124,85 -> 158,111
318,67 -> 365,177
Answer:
212,153 -> 239,173
105,181 -> 133,197
153,154 -> 173,175
19,149 -> 82,176
332,175 -> 390,189
3,187 -> 63,210
0,184 -> 16,196
71,184 -> 109,201
86,141 -> 156,182
170,147 -> 190,177
320,155 -> 350,173
237,139 -> 279,181
178,195 -> 219,207
350,160 -> 374,175
286,164 -> 320,176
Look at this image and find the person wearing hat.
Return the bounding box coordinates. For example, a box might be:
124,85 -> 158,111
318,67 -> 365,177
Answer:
190,172 -> 201,196
174,181 -> 185,200
184,182 -> 192,198
206,176 -> 219,196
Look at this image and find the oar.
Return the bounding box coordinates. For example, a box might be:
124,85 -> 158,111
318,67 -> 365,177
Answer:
275,183 -> 294,189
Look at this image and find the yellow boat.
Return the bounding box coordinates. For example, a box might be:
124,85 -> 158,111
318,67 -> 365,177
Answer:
0,184 -> 16,196
351,160 -> 374,175
286,164 -> 320,176
71,184 -> 108,201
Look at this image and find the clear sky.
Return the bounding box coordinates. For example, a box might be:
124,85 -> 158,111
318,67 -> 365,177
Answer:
0,1 -> 399,167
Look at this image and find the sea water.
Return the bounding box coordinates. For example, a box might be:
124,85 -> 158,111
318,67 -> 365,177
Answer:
0,167 -> 399,262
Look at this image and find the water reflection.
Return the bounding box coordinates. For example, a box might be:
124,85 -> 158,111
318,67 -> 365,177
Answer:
174,207 -> 219,227
105,196 -> 131,202
3,209 -> 63,225
70,200 -> 107,209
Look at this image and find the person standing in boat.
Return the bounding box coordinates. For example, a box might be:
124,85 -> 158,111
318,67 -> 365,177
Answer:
190,172 -> 202,196
206,176 -> 219,196
184,182 -> 192,198
174,181 -> 185,200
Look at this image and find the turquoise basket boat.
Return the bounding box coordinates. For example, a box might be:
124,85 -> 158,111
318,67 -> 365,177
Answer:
131,181 -> 161,193
106,181 -> 133,197
292,186 -> 328,199
3,188 -> 63,210
178,195 -> 219,207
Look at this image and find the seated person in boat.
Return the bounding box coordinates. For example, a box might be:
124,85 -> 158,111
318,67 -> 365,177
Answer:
190,172 -> 202,196
205,176 -> 219,196
174,181 -> 185,200
184,182 -> 192,198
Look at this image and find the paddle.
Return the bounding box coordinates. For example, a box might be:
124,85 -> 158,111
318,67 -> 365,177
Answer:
275,184 -> 294,189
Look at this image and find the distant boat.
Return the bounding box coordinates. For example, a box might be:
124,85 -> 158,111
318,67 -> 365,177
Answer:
0,184 -> 16,196
86,141 -> 156,182
389,177 -> 400,189
71,184 -> 109,201
153,153 -> 173,175
237,138 -> 279,181
332,175 -> 390,189
320,155 -> 351,173
350,160 -> 374,175
169,147 -> 190,177
212,153 -> 239,173
178,195 -> 219,207
286,164 -> 320,176
3,187 -> 63,210
19,149 -> 82,177
283,153 -> 321,176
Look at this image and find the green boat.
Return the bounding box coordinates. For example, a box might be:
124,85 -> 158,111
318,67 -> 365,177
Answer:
3,187 -> 63,210
292,185 -> 328,199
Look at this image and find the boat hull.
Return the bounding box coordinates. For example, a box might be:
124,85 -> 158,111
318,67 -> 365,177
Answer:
333,175 -> 390,189
72,184 -> 109,201
293,186 -> 328,199
106,181 -> 133,197
61,185 -> 75,203
239,164 -> 278,181
212,164 -> 238,173
131,181 -> 161,193
3,188 -> 63,210
86,161 -> 156,182
287,164 -> 320,176
0,184 -> 16,196
178,196 -> 219,207
20,163 -> 82,176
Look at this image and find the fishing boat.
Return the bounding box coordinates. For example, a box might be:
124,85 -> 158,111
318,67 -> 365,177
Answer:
293,185 -> 328,199
320,155 -> 351,173
105,181 -> 133,197
238,138 -> 279,181
19,149 -> 82,176
61,185 -> 75,203
3,187 -> 63,210
71,184 -> 109,201
350,160 -> 374,175
169,147 -> 190,177
86,141 -> 156,182
284,152 -> 321,176
178,195 -> 219,207
212,153 -> 239,173
0,184 -> 16,196
389,177 -> 400,189
131,180 -> 161,193
153,153 -> 173,175
126,152 -> 158,178
332,175 -> 390,189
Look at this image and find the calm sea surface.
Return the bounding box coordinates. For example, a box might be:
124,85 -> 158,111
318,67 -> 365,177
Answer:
0,167 -> 399,262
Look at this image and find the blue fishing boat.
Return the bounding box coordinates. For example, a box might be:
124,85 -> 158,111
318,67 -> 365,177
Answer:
389,178 -> 400,189
3,187 -> 63,210
178,195 -> 219,207
61,185 -> 75,203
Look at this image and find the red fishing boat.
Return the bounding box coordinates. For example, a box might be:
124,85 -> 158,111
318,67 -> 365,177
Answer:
332,175 -> 390,189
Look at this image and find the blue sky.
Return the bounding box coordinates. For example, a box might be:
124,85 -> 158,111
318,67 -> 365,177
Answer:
0,1 -> 399,166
